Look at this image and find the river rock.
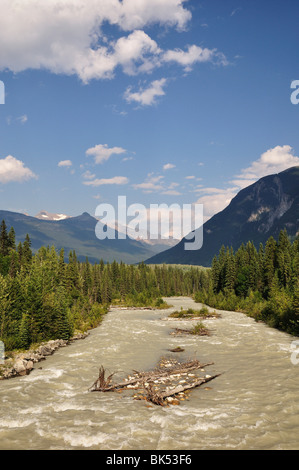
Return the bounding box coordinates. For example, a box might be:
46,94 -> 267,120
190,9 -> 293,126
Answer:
0,334 -> 88,380
25,360 -> 34,371
14,359 -> 27,376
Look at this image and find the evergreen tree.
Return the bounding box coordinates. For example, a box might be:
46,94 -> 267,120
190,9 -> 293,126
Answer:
19,313 -> 31,349
0,220 -> 9,256
8,227 -> 16,251
22,234 -> 33,265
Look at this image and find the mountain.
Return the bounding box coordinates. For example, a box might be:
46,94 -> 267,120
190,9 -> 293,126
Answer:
0,210 -> 157,264
145,166 -> 299,267
35,210 -> 71,221
105,220 -> 178,254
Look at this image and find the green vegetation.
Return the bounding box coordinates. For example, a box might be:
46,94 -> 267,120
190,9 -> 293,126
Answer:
0,220 -> 208,352
169,306 -> 219,318
194,229 -> 299,336
2,216 -> 297,354
190,322 -> 209,336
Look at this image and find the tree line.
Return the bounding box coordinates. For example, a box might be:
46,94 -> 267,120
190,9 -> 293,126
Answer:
195,229 -> 299,335
0,220 -> 209,351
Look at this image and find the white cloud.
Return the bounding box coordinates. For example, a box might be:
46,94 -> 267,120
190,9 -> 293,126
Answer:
133,173 -> 182,196
163,163 -> 176,170
84,176 -> 129,187
82,170 -> 96,180
162,189 -> 182,196
163,45 -> 228,71
0,0 -> 192,82
58,160 -> 72,168
17,115 -> 28,124
132,174 -> 164,192
117,0 -> 191,31
124,78 -> 167,106
114,30 -> 161,76
195,187 -> 238,223
195,144 -> 299,222
231,145 -> 299,189
0,155 -> 37,183
0,0 -> 228,105
86,144 -> 126,164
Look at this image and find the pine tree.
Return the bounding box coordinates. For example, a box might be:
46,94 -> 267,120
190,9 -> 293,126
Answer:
8,227 -> 16,251
22,234 -> 32,265
0,220 -> 9,256
19,313 -> 31,349
277,229 -> 292,288
263,236 -> 277,295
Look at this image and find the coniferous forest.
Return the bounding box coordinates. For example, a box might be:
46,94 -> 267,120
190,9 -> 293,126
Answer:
0,217 -> 298,354
195,229 -> 299,336
0,220 -> 209,352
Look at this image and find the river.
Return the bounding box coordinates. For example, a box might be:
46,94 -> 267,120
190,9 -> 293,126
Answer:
0,296 -> 299,450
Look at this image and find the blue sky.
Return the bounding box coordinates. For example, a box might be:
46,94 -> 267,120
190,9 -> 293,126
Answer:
0,0 -> 298,222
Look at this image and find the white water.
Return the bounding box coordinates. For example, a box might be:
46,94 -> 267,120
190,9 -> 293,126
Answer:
1,297 -> 299,450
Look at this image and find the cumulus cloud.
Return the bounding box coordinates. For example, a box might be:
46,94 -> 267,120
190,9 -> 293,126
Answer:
0,0 -> 190,82
0,1 -> 226,84
162,189 -> 182,196
82,170 -> 96,180
163,45 -> 228,71
124,78 -> 167,106
163,163 -> 176,170
58,160 -> 73,168
196,145 -> 299,222
133,174 -> 165,192
83,176 -> 129,187
86,144 -> 127,164
0,155 -> 37,183
231,145 -> 299,189
114,30 -> 161,76
195,187 -> 238,223
132,173 -> 181,195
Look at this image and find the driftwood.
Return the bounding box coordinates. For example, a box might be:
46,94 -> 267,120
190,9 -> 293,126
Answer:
145,374 -> 221,406
89,366 -> 116,392
89,358 -> 220,406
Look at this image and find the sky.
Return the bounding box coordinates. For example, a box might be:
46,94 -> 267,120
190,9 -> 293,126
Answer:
0,0 -> 299,226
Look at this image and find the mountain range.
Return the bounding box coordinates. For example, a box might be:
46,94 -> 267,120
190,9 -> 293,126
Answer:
1,166 -> 298,266
0,210 -> 159,264
145,166 -> 299,267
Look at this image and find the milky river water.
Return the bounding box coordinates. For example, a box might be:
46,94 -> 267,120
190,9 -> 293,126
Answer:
1,297 -> 299,450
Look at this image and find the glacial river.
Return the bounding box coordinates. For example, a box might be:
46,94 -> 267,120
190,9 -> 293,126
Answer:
1,297 -> 299,450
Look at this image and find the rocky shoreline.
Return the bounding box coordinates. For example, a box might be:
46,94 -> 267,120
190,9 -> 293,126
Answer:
0,332 -> 89,380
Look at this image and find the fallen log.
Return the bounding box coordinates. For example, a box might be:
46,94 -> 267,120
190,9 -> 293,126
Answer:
145,374 -> 221,406
89,366 -> 116,392
89,359 -> 214,392
89,358 -> 220,405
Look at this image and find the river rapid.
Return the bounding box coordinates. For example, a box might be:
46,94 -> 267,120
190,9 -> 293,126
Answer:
0,297 -> 299,450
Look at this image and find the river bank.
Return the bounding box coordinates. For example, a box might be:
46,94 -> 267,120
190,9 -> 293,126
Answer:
0,301 -> 170,381
1,296 -> 299,450
0,332 -> 89,380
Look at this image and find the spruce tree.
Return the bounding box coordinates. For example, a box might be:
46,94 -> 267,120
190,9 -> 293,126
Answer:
19,313 -> 31,349
0,220 -> 9,256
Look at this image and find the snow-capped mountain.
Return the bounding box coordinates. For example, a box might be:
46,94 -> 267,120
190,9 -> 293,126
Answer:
35,210 -> 71,222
